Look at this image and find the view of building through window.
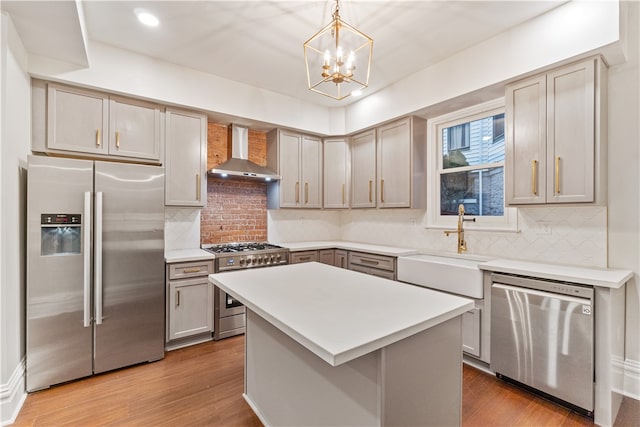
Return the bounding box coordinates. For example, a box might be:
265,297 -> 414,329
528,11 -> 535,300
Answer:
440,113 -> 505,216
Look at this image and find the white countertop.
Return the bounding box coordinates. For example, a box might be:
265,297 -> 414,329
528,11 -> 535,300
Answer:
480,259 -> 633,289
277,241 -> 419,257
165,248 -> 214,263
209,262 -> 473,366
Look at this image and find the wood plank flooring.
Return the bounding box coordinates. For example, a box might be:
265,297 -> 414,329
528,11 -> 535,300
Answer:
14,336 -> 639,426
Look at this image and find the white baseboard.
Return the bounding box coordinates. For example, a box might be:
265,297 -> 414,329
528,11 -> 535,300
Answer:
622,358 -> 640,400
0,358 -> 26,426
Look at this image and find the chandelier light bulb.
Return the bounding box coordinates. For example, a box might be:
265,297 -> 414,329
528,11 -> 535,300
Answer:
323,50 -> 331,66
336,46 -> 344,65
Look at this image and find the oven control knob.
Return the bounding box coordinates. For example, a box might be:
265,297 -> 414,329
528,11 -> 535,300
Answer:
239,258 -> 245,265
247,258 -> 253,265
276,254 -> 281,261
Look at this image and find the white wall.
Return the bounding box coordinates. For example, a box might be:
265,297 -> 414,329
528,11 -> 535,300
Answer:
0,12 -> 30,425
344,0 -> 624,134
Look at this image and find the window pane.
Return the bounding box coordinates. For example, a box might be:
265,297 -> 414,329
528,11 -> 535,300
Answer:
442,113 -> 505,169
440,167 -> 504,216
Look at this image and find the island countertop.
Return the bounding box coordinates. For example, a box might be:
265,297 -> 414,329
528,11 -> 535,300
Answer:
209,262 -> 474,366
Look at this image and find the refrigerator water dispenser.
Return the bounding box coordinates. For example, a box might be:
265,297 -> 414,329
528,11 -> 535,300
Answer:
40,214 -> 81,256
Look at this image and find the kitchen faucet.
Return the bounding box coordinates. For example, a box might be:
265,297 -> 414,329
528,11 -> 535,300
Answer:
443,204 -> 475,254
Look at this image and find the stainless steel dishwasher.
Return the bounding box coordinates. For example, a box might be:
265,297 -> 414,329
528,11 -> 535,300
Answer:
490,273 -> 594,416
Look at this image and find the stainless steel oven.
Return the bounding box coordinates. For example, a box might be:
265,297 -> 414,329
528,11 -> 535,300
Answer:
202,243 -> 289,340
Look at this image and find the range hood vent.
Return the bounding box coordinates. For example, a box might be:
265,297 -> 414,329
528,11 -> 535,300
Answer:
208,125 -> 280,181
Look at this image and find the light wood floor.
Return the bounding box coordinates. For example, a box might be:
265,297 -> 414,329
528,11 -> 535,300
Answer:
14,336 -> 639,426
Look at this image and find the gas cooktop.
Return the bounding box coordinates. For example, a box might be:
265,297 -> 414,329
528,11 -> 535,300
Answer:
202,242 -> 284,254
202,242 -> 290,272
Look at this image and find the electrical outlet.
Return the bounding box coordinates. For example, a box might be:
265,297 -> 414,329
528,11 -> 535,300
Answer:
536,221 -> 552,235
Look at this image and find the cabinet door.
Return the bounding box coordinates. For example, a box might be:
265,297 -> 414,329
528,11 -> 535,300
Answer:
350,130 -> 376,208
505,75 -> 547,205
462,307 -> 481,357
47,84 -> 109,155
334,250 -> 348,269
323,138 -> 349,208
165,108 -> 207,207
319,249 -> 335,265
378,119 -> 411,208
301,135 -> 322,208
109,97 -> 161,161
278,130 -> 302,207
168,278 -> 213,341
546,60 -> 595,203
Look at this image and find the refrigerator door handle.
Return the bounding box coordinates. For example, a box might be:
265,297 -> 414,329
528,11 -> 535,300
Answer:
83,192 -> 91,327
95,191 -> 103,325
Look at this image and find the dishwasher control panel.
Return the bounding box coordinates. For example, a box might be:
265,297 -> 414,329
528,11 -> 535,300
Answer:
491,273 -> 594,300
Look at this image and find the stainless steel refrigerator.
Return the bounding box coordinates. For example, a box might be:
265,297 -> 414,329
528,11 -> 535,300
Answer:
26,155 -> 165,391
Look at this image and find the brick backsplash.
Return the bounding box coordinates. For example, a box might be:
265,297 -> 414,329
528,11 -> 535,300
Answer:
201,123 -> 269,244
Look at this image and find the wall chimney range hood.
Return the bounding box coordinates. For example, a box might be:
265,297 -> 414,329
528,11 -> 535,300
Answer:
208,125 -> 280,181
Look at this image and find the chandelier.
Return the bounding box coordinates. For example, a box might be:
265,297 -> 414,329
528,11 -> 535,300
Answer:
303,0 -> 373,100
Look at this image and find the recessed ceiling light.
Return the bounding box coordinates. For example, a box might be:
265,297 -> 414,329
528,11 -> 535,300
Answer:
351,90 -> 363,97
134,8 -> 159,27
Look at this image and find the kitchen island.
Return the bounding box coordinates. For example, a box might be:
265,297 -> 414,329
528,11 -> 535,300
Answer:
209,262 -> 473,426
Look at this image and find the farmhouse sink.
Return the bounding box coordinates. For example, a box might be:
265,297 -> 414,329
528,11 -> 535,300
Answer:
397,254 -> 489,298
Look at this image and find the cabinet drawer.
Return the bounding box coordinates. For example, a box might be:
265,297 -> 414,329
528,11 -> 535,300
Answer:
350,264 -> 396,280
349,251 -> 395,272
169,260 -> 213,280
290,250 -> 319,264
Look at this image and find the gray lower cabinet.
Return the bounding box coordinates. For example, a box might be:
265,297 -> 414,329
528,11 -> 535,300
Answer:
334,250 -> 348,269
319,249 -> 335,265
166,260 -> 214,344
462,306 -> 481,357
290,250 -> 319,264
348,251 -> 396,280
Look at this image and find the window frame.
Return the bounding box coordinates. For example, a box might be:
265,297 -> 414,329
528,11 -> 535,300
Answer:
426,98 -> 518,232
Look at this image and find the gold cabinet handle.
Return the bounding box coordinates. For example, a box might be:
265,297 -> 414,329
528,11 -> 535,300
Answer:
368,180 -> 372,203
381,179 -> 385,203
176,290 -> 180,307
305,182 -> 309,204
555,156 -> 561,194
531,160 -> 538,195
115,131 -> 121,149
196,174 -> 201,201
342,184 -> 345,205
295,181 -> 299,203
299,256 -> 311,261
183,267 -> 201,274
96,129 -> 101,147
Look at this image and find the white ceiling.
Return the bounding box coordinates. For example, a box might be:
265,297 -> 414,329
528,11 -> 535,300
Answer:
2,1 -> 566,107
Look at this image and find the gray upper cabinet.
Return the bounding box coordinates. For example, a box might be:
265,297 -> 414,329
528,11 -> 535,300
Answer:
350,129 -> 377,208
165,108 -> 208,207
46,83 -> 109,156
267,129 -> 322,209
323,138 -> 350,209
34,80 -> 162,163
505,57 -> 606,206
108,97 -> 161,161
376,117 -> 427,209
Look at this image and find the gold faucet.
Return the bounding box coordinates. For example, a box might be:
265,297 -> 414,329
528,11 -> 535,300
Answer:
443,204 -> 476,254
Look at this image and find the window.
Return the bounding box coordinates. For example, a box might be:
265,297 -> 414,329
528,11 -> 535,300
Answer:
445,123 -> 470,151
427,99 -> 517,231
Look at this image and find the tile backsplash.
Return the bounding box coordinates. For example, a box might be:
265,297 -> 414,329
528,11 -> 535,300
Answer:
165,207 -> 202,250
268,206 -> 608,268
